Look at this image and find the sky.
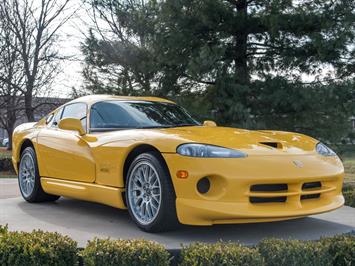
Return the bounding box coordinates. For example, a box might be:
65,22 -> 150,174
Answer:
50,2 -> 87,98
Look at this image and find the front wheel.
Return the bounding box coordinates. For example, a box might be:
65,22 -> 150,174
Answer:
18,147 -> 60,203
126,152 -> 179,232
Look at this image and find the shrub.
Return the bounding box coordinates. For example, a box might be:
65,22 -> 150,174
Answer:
1,225 -> 354,266
81,238 -> 170,266
179,242 -> 263,266
0,225 -> 7,234
321,234 -> 355,266
0,158 -> 14,172
258,238 -> 331,266
0,225 -> 78,266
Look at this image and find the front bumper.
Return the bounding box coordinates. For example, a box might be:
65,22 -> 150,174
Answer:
162,153 -> 344,225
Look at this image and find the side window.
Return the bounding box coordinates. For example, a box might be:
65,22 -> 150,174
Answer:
61,103 -> 87,130
49,108 -> 63,128
45,113 -> 54,124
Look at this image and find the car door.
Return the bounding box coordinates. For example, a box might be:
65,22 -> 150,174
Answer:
37,103 -> 96,183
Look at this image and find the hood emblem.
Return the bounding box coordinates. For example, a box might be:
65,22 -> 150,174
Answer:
293,160 -> 304,168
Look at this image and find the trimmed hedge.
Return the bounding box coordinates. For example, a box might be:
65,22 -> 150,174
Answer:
0,225 -> 78,266
258,238 -> 331,266
0,225 -> 354,265
81,238 -> 170,266
179,242 -> 263,266
258,235 -> 355,266
321,235 -> 355,266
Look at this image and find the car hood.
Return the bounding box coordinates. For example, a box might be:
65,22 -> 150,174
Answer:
97,126 -> 318,155
154,126 -> 317,155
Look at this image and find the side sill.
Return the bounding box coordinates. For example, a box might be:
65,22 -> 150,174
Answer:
41,177 -> 126,209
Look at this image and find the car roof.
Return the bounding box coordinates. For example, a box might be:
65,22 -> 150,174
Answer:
68,95 -> 175,105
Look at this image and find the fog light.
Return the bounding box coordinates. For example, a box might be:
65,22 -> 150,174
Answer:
177,170 -> 189,179
197,177 -> 210,194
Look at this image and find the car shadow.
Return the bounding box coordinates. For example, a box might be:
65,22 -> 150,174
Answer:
17,197 -> 355,248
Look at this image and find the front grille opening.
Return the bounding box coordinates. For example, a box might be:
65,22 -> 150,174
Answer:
301,194 -> 321,200
251,184 -> 288,192
250,196 -> 287,203
302,182 -> 321,190
259,142 -> 282,149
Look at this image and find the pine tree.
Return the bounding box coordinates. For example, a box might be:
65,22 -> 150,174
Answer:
82,0 -> 355,142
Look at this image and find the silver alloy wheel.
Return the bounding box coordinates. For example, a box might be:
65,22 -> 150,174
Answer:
127,161 -> 162,225
19,153 -> 35,198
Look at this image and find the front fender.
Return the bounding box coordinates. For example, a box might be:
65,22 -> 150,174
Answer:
12,123 -> 39,173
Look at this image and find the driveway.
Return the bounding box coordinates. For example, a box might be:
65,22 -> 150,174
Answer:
0,178 -> 20,199
0,178 -> 354,248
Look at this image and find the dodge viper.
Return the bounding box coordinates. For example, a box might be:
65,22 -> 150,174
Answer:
12,95 -> 344,232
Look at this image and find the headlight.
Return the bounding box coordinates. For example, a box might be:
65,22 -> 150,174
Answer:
177,143 -> 247,158
316,142 -> 336,156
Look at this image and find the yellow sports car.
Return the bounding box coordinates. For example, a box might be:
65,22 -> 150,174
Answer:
12,95 -> 344,232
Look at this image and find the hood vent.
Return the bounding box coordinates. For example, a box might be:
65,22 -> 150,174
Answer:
259,142 -> 282,149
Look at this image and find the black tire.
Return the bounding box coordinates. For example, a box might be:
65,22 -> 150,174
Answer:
18,147 -> 60,203
125,152 -> 179,232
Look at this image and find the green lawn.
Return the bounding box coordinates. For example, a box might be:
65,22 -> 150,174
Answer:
0,171 -> 16,178
0,174 -> 16,178
343,157 -> 355,184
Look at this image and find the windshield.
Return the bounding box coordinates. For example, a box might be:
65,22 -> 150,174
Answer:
90,100 -> 200,131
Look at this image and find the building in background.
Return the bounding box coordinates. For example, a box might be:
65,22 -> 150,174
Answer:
0,97 -> 70,141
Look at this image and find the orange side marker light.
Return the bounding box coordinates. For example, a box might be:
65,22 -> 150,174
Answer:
177,170 -> 189,179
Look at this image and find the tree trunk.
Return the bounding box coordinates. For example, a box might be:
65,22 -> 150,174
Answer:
234,0 -> 249,85
24,91 -> 34,122
5,100 -> 17,151
6,125 -> 14,151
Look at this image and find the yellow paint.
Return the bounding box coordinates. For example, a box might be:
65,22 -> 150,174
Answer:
162,153 -> 343,225
41,177 -> 126,209
58,118 -> 86,135
12,95 -> 345,226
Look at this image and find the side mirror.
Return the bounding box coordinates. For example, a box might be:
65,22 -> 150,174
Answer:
203,120 -> 217,127
58,118 -> 86,136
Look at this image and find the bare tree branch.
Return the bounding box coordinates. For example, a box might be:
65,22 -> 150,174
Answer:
0,0 -> 73,121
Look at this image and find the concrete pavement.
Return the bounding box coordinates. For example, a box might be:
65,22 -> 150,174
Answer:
0,178 -> 354,248
0,178 -> 20,199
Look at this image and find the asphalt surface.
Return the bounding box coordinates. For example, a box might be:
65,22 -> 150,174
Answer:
0,178 -> 354,248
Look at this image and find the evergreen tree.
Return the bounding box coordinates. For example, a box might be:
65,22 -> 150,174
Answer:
82,0 -> 355,142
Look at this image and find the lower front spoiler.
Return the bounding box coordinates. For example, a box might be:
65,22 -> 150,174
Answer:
176,195 -> 344,225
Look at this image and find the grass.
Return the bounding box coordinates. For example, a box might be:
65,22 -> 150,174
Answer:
0,172 -> 16,178
341,147 -> 355,184
343,158 -> 355,184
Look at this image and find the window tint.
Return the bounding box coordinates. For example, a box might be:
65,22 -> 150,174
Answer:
90,101 -> 199,131
62,103 -> 87,129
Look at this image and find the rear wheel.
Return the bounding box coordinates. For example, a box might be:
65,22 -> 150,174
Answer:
126,152 -> 179,232
18,147 -> 60,202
